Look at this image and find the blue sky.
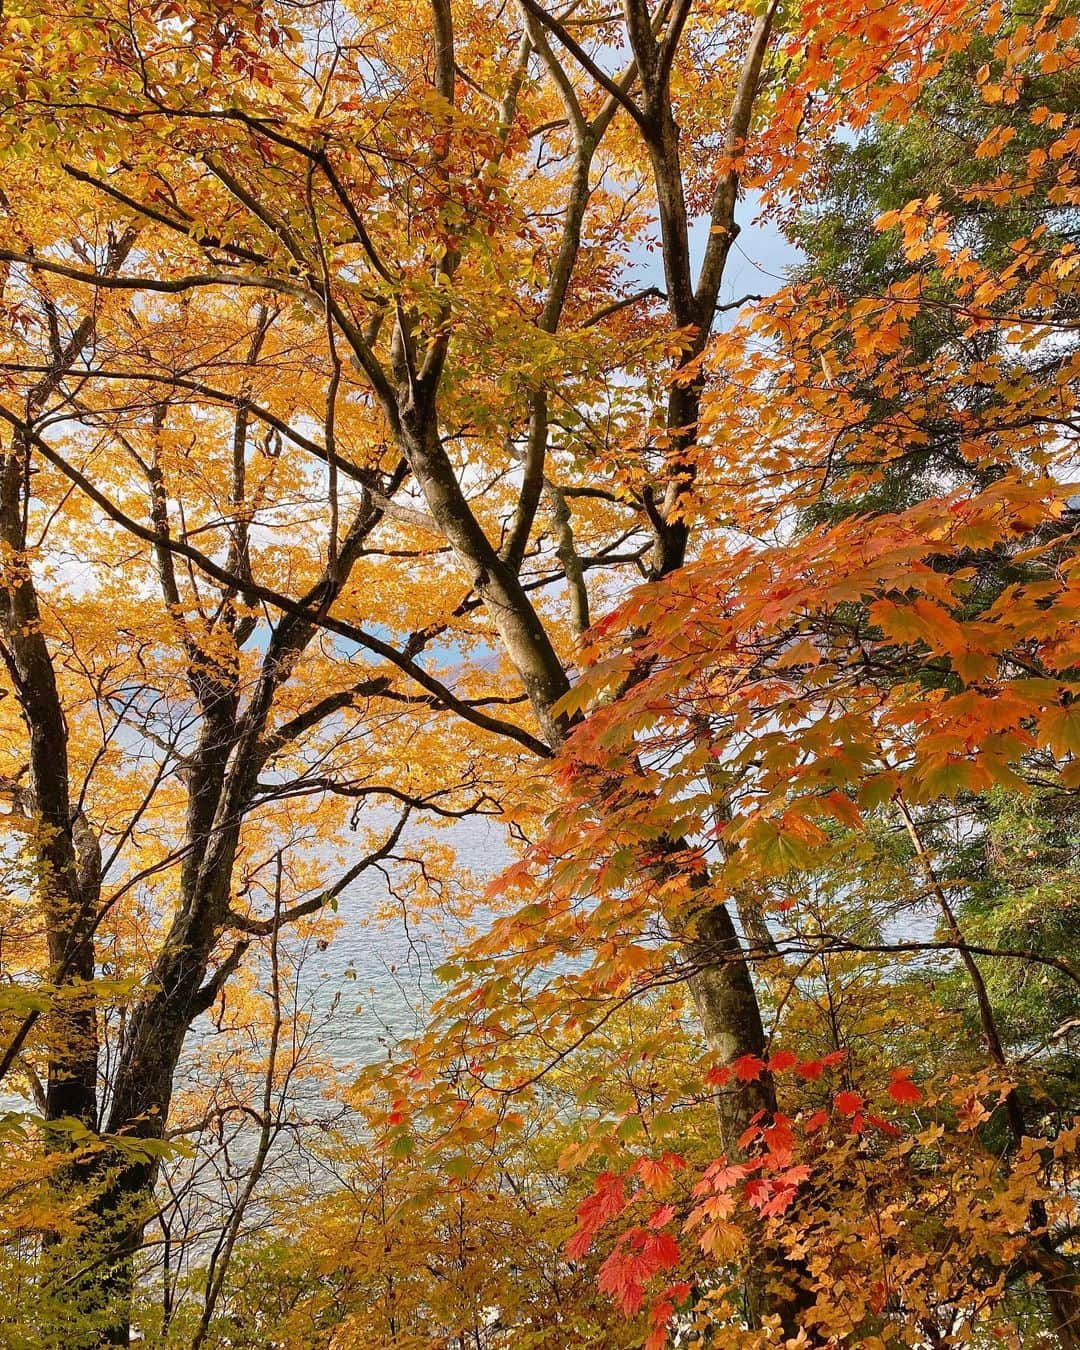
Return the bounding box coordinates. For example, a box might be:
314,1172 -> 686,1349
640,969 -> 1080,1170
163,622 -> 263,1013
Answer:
631,188 -> 802,316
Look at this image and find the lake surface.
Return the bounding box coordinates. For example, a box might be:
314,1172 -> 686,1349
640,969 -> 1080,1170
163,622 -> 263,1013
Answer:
0,814 -> 511,1123
287,811 -> 513,1077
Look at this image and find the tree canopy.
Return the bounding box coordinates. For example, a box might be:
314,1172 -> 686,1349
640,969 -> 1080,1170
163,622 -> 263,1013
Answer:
0,0 -> 1077,1344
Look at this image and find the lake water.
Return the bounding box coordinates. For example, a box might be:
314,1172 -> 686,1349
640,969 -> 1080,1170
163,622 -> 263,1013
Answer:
281,811 -> 513,1077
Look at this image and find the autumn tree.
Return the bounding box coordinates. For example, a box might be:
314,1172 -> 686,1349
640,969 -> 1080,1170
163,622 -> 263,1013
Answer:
0,156 -> 534,1342
0,0 -> 802,1333
1,0 -> 1078,1343
352,2 -> 1080,1343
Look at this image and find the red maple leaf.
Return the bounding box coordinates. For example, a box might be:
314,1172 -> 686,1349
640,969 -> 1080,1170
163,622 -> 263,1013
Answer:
888,1071 -> 922,1105
734,1053 -> 766,1081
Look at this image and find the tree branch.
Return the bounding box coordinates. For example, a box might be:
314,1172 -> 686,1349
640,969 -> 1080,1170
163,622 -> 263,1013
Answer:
0,407 -> 551,759
226,809 -> 412,936
516,0 -> 648,129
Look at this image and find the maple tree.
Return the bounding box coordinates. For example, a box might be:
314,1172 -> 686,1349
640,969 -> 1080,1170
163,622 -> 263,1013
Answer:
0,0 -> 1077,1344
